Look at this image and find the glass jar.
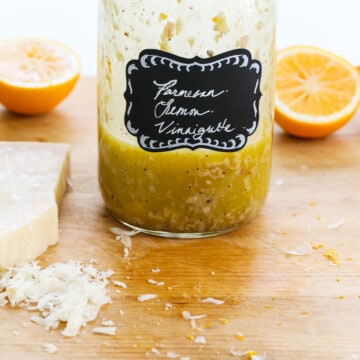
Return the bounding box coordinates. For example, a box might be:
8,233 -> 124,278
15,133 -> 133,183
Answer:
98,0 -> 276,238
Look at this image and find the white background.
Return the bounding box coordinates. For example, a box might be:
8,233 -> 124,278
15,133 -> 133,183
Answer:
0,0 -> 358,76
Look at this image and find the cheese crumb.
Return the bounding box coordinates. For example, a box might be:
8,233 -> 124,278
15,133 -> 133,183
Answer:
328,218 -> 345,230
285,243 -> 312,256
93,326 -> 117,336
165,303 -> 174,310
0,261 -> 113,337
113,280 -> 127,288
150,347 -> 161,355
194,335 -> 206,344
230,349 -> 265,359
148,279 -> 165,286
116,235 -> 132,249
109,226 -> 139,237
42,343 -> 58,354
109,226 -> 139,257
166,351 -> 180,359
137,294 -> 158,302
182,310 -> 207,330
101,319 -> 115,326
201,297 -> 224,305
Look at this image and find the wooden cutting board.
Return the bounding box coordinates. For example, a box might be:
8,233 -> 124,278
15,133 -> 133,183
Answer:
1,77 -> 360,360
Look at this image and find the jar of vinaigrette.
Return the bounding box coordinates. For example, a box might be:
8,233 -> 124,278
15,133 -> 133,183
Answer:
98,0 -> 276,238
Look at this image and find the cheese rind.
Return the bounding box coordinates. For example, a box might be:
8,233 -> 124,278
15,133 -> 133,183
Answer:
0,141 -> 70,268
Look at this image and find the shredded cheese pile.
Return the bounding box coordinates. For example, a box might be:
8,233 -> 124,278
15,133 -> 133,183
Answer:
0,261 -> 113,336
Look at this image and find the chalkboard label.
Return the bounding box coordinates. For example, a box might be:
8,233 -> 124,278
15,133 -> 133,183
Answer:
124,49 -> 262,152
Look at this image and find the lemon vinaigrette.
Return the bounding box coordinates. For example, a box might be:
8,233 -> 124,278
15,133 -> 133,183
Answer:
98,0 -> 276,237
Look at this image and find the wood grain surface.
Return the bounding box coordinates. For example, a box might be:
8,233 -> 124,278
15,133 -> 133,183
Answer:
1,77 -> 360,360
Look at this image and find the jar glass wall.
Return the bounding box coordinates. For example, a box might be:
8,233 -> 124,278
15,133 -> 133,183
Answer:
98,0 -> 276,238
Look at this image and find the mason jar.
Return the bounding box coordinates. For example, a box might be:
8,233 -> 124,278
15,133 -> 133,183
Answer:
98,0 -> 276,238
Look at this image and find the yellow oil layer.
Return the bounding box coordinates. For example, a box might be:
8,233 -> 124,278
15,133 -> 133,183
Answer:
98,121 -> 272,234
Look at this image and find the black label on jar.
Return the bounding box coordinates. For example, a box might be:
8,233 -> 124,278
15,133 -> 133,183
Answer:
124,49 -> 262,152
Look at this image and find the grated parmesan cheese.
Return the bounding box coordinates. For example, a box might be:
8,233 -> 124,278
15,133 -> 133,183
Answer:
92,326 -> 117,336
0,261 -> 113,337
123,247 -> 130,258
165,303 -> 174,310
150,347 -> 162,355
101,319 -> 115,326
194,335 -> 206,344
166,351 -> 180,359
109,226 -> 140,259
137,294 -> 158,302
182,311 -> 207,330
328,218 -> 345,230
42,343 -> 58,354
109,226 -> 139,237
148,279 -> 165,286
109,226 -> 139,249
117,235 -> 132,249
201,297 -> 224,305
284,243 -> 313,256
113,280 -> 127,288
230,348 -> 266,359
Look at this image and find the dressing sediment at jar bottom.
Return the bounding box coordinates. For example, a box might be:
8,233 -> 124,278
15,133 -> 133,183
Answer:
98,121 -> 272,235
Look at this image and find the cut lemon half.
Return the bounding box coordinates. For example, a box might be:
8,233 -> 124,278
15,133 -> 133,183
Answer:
275,45 -> 360,138
0,37 -> 80,115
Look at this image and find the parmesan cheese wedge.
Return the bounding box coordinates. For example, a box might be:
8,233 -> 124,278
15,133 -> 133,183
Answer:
0,141 -> 70,268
